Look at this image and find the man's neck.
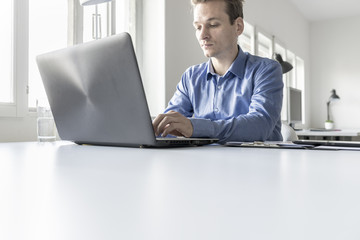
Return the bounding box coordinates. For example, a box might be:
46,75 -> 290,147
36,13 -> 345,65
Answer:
211,47 -> 239,76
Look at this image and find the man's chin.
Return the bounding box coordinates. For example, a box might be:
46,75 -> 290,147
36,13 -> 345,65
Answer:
203,50 -> 212,58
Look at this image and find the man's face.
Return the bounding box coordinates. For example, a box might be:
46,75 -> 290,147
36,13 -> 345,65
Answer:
193,1 -> 243,59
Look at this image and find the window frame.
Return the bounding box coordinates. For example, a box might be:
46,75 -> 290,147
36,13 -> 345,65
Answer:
0,0 -> 135,118
255,27 -> 273,59
0,0 -> 28,117
238,20 -> 255,54
295,56 -> 306,124
274,39 -> 288,121
250,25 -> 306,125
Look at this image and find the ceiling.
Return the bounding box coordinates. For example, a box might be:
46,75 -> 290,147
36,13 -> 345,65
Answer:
288,0 -> 360,21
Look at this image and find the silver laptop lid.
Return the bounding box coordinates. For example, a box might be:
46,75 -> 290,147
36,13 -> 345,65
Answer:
36,33 -> 157,147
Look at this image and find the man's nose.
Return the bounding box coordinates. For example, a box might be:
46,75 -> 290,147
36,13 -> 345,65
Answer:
199,27 -> 209,40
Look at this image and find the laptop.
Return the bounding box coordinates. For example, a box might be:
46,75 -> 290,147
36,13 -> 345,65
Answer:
36,32 -> 218,148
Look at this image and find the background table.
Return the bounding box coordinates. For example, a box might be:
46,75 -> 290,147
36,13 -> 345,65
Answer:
296,129 -> 360,141
1,141 -> 360,240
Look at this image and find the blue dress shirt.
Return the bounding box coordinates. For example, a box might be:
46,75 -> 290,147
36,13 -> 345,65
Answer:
165,47 -> 283,143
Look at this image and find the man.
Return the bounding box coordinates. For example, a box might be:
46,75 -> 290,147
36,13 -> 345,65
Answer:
153,0 -> 283,143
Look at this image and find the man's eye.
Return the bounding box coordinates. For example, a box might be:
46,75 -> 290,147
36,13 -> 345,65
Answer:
210,24 -> 219,28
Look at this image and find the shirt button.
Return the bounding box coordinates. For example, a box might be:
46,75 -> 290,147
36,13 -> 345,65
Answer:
217,86 -> 221,90
215,108 -> 219,112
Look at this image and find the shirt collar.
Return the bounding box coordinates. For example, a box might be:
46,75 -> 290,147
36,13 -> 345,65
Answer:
206,46 -> 246,81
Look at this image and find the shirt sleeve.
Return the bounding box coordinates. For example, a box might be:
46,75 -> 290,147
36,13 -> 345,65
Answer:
165,71 -> 194,117
190,61 -> 283,143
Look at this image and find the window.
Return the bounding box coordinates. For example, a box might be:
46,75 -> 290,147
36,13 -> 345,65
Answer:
28,0 -> 68,108
251,30 -> 306,124
0,1 -> 13,104
83,3 -> 110,42
256,31 -> 272,59
295,57 -> 305,124
1,0 -> 135,116
295,57 -> 305,90
274,42 -> 288,121
81,0 -> 134,43
282,53 -> 305,124
238,21 -> 255,54
286,50 -> 296,88
0,0 -> 28,117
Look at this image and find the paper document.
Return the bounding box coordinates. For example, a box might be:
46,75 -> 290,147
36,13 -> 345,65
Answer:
225,140 -> 360,151
225,141 -> 313,149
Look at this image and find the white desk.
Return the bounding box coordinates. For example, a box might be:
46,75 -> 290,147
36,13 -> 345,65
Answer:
1,141 -> 360,240
296,129 -> 360,141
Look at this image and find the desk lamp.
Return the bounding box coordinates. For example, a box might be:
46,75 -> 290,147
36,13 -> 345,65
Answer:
325,89 -> 340,129
80,0 -> 113,39
275,53 -> 293,74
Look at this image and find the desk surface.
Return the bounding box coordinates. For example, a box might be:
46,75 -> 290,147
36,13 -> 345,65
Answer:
1,141 -> 360,240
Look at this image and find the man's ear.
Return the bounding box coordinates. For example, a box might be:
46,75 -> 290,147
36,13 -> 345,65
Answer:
235,17 -> 244,36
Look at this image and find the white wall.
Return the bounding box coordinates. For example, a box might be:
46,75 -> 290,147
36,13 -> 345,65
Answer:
164,0 -> 207,104
245,0 -> 309,58
141,0 -> 166,116
0,116 -> 37,142
310,15 -> 360,129
142,0 -> 208,117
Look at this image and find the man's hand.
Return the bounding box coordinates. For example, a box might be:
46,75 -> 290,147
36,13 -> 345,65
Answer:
152,111 -> 193,138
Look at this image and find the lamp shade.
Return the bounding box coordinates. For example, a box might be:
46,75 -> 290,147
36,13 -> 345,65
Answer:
80,0 -> 112,6
275,53 -> 293,74
326,89 -> 340,122
329,89 -> 340,102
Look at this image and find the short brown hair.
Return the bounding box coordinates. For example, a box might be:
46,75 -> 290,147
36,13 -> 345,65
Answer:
191,0 -> 244,24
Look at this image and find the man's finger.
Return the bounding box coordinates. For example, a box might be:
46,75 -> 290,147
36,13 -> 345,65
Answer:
156,116 -> 178,136
162,122 -> 183,137
152,111 -> 193,137
152,112 -> 178,134
162,122 -> 192,138
152,114 -> 167,135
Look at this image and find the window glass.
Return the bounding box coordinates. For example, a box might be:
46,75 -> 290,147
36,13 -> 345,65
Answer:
0,1 -> 13,103
83,3 -> 109,42
1,0 -> 133,114
82,0 -> 129,42
238,21 -> 254,54
296,57 -> 305,90
275,43 -> 288,121
296,57 -> 305,124
28,0 -> 68,107
274,43 -> 286,60
256,32 -> 272,58
286,50 -> 296,88
116,0 -> 129,34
